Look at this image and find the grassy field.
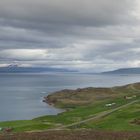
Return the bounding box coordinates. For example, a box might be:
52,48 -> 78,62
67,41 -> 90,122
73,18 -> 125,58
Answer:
0,83 -> 139,133
73,100 -> 140,131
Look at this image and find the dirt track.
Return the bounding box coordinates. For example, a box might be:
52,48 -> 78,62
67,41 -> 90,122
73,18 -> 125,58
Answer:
56,100 -> 139,129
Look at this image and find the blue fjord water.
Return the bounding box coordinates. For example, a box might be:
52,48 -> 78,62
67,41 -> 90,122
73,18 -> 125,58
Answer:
0,73 -> 140,121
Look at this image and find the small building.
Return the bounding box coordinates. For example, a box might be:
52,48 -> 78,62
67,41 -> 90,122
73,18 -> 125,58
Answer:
105,102 -> 116,107
132,95 -> 137,98
4,127 -> 13,133
124,95 -> 137,100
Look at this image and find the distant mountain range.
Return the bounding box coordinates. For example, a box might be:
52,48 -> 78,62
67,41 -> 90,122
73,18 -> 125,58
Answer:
1,65 -> 140,74
0,65 -> 77,73
102,67 -> 140,74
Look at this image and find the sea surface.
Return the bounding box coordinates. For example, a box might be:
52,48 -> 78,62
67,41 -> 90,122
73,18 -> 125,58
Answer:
0,73 -> 140,121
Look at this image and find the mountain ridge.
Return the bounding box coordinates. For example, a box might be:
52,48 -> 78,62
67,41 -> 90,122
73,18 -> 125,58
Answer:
102,67 -> 140,74
0,65 -> 77,73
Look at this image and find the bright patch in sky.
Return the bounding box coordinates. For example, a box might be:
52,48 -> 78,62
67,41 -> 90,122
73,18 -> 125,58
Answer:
0,49 -> 48,60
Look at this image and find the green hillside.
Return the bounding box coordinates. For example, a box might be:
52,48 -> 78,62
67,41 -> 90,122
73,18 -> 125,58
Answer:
0,83 -> 140,133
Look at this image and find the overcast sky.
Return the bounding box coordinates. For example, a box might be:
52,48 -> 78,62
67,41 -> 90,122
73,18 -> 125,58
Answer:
0,0 -> 140,72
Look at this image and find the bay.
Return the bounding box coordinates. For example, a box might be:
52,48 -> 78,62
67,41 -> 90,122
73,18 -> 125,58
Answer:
0,73 -> 140,121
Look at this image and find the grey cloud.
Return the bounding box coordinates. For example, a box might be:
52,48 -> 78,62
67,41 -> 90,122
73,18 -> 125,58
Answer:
0,0 -> 137,50
0,0 -> 140,72
0,0 -> 135,26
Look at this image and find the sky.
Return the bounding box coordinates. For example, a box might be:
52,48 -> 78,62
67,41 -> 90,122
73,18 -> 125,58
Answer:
0,0 -> 140,72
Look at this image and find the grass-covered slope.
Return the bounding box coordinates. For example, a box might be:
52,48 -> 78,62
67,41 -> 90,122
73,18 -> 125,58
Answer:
45,83 -> 140,108
0,83 -> 140,133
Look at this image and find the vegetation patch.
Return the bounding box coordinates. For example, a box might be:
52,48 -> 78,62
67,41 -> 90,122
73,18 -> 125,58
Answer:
0,83 -> 140,133
0,130 -> 140,140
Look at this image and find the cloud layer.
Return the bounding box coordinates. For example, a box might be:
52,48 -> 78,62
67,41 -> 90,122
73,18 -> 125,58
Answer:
0,0 -> 140,72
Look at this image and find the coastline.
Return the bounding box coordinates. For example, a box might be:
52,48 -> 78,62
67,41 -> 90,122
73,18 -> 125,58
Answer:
0,82 -> 139,133
43,82 -> 140,108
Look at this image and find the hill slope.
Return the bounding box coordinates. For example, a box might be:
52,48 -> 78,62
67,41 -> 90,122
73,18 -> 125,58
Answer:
102,67 -> 140,74
0,130 -> 139,140
0,83 -> 139,133
0,65 -> 76,73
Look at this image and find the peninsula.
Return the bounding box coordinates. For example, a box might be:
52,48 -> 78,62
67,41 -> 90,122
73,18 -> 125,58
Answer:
0,83 -> 139,140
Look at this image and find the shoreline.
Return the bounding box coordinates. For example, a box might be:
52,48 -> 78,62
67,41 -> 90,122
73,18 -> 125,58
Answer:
0,82 -> 139,133
43,82 -> 140,108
